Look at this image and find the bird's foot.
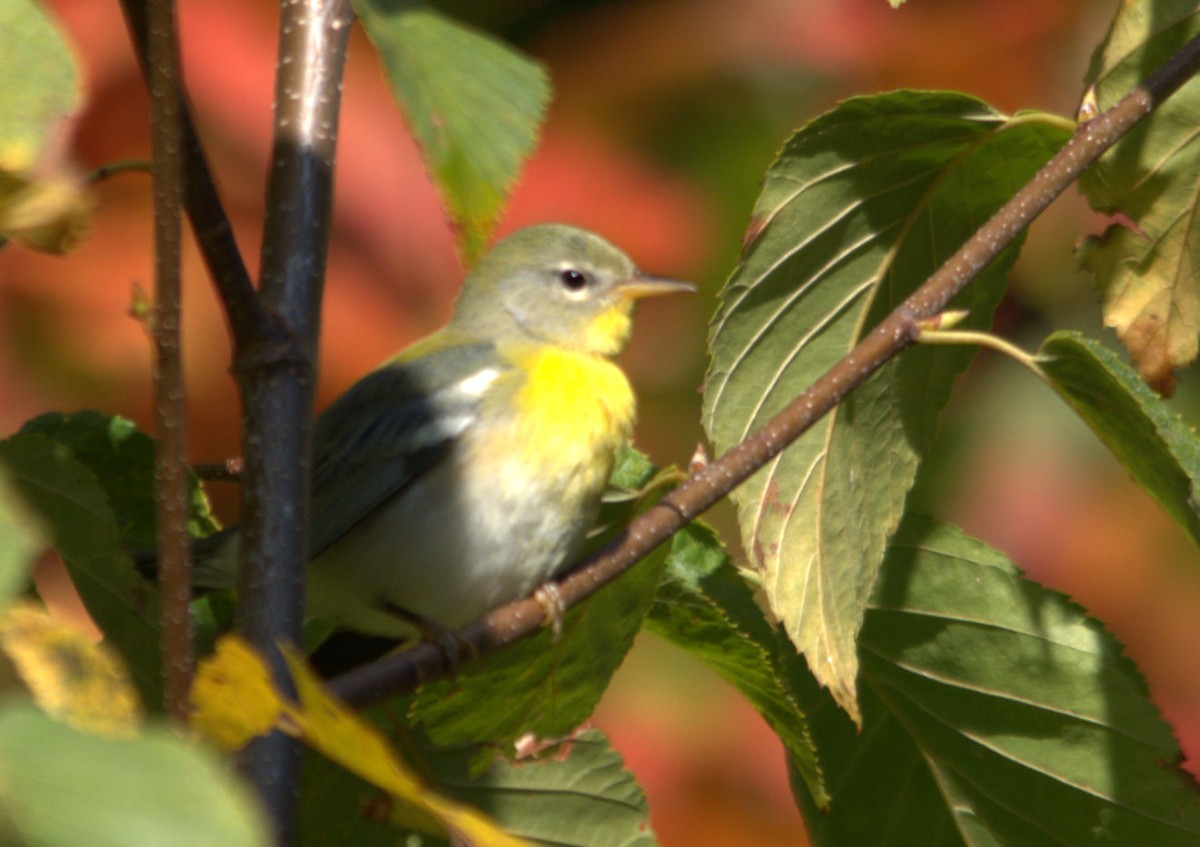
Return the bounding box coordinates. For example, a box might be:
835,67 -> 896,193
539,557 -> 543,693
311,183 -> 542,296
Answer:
533,582 -> 566,641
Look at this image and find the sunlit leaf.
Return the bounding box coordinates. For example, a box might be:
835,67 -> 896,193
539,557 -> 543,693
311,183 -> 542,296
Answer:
1079,0 -> 1200,388
190,636 -> 284,752
790,518 -> 1200,846
353,1 -> 549,260
703,91 -> 1069,721
0,602 -> 142,737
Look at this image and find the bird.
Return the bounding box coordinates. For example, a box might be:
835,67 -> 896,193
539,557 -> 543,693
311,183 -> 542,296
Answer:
192,224 -> 693,654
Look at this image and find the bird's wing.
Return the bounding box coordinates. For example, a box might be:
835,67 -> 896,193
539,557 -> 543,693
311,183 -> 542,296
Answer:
309,337 -> 508,558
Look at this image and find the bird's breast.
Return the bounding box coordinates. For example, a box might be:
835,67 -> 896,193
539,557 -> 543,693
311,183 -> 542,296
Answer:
494,344 -> 636,481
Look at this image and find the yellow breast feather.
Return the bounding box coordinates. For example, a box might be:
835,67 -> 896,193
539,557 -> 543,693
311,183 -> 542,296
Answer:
502,344 -> 635,479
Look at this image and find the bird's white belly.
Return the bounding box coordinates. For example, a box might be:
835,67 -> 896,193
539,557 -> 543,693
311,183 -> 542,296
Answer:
305,443 -> 602,636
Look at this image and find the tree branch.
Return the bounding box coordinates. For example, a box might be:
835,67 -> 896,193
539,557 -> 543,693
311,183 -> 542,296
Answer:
327,30 -> 1200,709
147,0 -> 190,721
119,0 -> 267,347
234,0 -> 355,840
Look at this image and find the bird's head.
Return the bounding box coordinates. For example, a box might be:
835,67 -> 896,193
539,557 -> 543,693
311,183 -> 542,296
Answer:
450,224 -> 692,357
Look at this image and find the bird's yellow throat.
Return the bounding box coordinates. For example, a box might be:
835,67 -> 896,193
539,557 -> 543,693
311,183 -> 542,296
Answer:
508,343 -> 635,477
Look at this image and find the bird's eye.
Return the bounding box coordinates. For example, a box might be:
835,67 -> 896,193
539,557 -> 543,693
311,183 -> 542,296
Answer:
559,269 -> 589,291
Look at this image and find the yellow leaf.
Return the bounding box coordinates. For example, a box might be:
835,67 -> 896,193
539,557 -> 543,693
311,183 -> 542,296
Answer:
282,649 -> 529,847
0,602 -> 142,737
0,173 -> 92,253
190,636 -> 284,752
0,141 -> 36,175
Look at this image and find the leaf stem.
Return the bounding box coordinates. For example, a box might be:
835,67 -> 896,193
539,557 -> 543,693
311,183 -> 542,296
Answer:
327,28 -> 1200,709
1005,110 -> 1078,135
86,159 -> 152,184
916,327 -> 1047,381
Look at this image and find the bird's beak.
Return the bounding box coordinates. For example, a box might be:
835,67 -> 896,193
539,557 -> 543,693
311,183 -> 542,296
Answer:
618,272 -> 696,300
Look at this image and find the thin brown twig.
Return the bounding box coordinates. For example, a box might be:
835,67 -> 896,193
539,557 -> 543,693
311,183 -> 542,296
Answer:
119,0 -> 267,348
147,0 -> 191,721
192,457 -> 245,483
328,29 -> 1200,709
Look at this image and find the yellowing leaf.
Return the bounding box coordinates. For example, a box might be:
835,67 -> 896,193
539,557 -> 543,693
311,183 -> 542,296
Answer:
1079,0 -> 1200,388
192,638 -> 528,844
703,93 -> 1068,723
282,649 -> 529,847
190,636 -> 283,751
0,602 -> 141,737
0,174 -> 92,253
0,0 -> 79,174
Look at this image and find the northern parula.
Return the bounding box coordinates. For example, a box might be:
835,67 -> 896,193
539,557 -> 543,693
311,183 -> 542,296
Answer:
195,224 -> 692,642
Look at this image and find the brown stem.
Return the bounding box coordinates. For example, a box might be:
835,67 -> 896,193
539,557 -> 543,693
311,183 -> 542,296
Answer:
328,30 -> 1200,709
192,457 -> 245,483
147,0 -> 191,722
119,0 -> 267,348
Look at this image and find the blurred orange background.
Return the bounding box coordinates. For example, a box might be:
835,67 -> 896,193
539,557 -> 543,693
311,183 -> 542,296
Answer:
4,1 -> 1199,844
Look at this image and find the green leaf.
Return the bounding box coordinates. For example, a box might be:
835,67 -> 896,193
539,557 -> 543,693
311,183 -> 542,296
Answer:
1039,330 -> 1200,552
0,433 -> 162,709
0,705 -> 269,847
409,448 -> 670,756
703,91 -> 1070,721
18,411 -> 225,669
0,0 -> 79,175
302,725 -> 658,847
0,464 -> 43,610
353,1 -> 549,261
1079,0 -> 1200,386
21,410 -> 219,548
788,701 -> 962,847
646,521 -> 826,808
421,728 -> 658,847
792,518 -> 1200,846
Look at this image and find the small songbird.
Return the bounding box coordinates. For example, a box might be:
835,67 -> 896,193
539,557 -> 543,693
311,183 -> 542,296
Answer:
195,224 -> 692,646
